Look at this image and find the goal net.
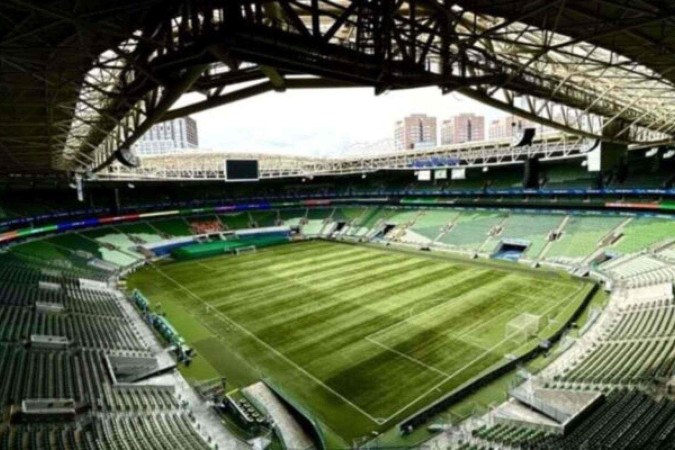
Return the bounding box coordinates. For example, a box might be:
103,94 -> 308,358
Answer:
505,313 -> 543,343
234,245 -> 257,256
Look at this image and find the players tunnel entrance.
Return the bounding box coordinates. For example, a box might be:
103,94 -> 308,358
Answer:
493,239 -> 529,261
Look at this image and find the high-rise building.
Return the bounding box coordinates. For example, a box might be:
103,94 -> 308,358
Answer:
488,116 -> 522,140
133,117 -> 199,155
488,115 -> 557,140
440,119 -> 455,145
394,114 -> 437,151
440,113 -> 485,145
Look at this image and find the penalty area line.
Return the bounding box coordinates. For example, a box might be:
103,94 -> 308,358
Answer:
379,334 -> 510,423
365,336 -> 450,378
147,262 -> 384,425
379,283 -> 590,423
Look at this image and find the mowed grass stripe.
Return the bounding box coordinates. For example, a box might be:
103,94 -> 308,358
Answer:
251,261 -> 462,353
167,243 -> 368,287
223,261 -> 500,415
373,276 -> 586,374
232,262 -> 426,333
278,265 -> 490,358
166,241 -> 351,280
209,251 -> 414,314
209,245 -> 380,282
201,250 -> 396,306
216,241 -> 369,273
128,241 -> 591,440
239,257 -> 445,340
364,269 -> 507,341
147,258 -> 385,423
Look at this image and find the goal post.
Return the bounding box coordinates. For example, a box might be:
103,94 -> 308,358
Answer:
234,245 -> 257,256
505,313 -> 543,343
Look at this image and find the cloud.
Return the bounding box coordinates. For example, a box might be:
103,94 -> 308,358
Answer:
175,86 -> 507,156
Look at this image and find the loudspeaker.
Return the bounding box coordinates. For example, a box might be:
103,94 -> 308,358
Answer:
512,127 -> 536,147
523,157 -> 540,189
115,147 -> 140,168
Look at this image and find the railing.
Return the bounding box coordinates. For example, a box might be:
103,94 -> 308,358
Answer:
102,134 -> 585,181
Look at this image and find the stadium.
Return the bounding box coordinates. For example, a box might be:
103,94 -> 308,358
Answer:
1,1 -> 674,450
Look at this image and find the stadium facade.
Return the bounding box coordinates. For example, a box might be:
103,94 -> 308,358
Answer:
133,117 -> 199,156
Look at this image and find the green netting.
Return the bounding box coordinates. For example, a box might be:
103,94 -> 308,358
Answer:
173,241 -> 244,260
172,235 -> 289,260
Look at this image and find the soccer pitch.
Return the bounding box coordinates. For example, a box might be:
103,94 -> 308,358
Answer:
128,240 -> 593,442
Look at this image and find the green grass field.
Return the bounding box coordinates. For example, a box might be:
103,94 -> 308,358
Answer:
127,240 -> 592,444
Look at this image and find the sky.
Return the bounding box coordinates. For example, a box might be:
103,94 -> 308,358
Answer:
175,86 -> 508,157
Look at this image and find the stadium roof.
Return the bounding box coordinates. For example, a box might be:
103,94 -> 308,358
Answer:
1,0 -> 675,175
0,0 -> 164,173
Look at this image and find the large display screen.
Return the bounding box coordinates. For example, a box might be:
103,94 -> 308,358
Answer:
225,160 -> 259,181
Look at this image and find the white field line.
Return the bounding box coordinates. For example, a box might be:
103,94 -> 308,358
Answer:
379,334 -> 512,423
363,270 -> 488,341
460,284 -> 588,349
208,253 -> 416,309
454,310 -> 512,340
451,335 -> 491,352
376,283 -> 590,423
454,284 -> 579,347
148,262 -> 382,424
154,253 -> 589,426
365,278 -> 557,343
365,336 -> 450,378
195,261 -> 215,271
